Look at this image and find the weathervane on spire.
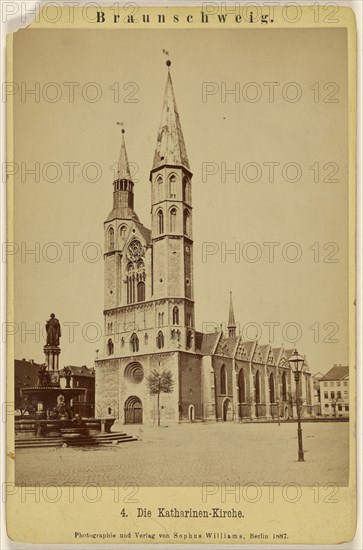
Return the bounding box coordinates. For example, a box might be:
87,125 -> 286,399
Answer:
116,121 -> 125,134
163,48 -> 171,67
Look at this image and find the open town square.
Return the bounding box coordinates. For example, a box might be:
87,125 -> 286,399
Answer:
16,421 -> 349,487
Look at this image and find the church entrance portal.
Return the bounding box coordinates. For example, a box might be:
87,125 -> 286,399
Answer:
222,398 -> 232,421
124,396 -> 143,424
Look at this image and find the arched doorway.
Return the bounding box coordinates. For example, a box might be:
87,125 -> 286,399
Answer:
188,404 -> 195,422
124,396 -> 143,424
222,398 -> 232,421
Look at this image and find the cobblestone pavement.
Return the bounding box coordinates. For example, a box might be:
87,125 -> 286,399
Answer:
15,422 -> 349,486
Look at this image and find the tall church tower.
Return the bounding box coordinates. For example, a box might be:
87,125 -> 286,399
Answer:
150,60 -> 195,351
96,60 -> 197,425
103,127 -> 140,312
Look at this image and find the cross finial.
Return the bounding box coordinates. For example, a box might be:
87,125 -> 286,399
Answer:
163,49 -> 171,68
116,121 -> 125,134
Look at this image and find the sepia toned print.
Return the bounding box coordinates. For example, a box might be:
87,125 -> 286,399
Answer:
6,5 -> 357,546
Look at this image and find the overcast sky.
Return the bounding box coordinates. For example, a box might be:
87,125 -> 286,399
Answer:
12,28 -> 349,374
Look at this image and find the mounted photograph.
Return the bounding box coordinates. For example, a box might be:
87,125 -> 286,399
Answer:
5,5 -> 357,546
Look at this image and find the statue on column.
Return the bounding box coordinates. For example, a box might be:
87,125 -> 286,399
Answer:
46,313 -> 61,346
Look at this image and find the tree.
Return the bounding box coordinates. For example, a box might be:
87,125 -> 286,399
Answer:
146,369 -> 174,426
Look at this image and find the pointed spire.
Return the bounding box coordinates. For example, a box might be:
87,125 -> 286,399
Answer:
227,291 -> 236,338
106,124 -> 139,222
152,60 -> 190,171
116,124 -> 132,180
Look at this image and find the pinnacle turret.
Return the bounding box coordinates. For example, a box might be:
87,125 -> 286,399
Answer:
107,126 -> 139,222
227,292 -> 236,338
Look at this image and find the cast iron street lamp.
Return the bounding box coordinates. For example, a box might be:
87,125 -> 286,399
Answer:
288,349 -> 305,462
276,397 -> 281,426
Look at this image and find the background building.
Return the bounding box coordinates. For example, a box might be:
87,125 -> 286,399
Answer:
59,366 -> 95,418
312,371 -> 324,416
319,365 -> 349,417
14,359 -> 40,413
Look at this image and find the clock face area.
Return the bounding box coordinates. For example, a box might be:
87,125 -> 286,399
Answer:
127,239 -> 144,262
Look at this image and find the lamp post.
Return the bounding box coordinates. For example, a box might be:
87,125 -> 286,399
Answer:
288,349 -> 305,462
276,397 -> 280,426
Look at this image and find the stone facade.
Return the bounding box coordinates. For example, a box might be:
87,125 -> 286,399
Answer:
95,63 -> 313,425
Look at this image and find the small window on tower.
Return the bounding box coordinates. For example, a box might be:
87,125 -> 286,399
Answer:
157,210 -> 164,235
108,227 -> 114,251
183,210 -> 190,236
130,333 -> 139,353
156,331 -> 164,349
107,339 -> 114,356
120,225 -> 127,239
170,208 -> 177,232
169,174 -> 177,198
173,306 -> 179,325
183,177 -> 188,201
157,175 -> 163,201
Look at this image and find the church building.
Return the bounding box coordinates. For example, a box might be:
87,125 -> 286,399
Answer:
95,61 -> 313,424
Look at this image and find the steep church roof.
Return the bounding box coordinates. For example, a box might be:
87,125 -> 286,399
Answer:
195,331 -> 221,355
152,62 -> 190,172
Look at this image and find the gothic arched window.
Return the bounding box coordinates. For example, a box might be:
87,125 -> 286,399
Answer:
157,210 -> 164,235
126,258 -> 145,305
170,208 -> 177,232
108,227 -> 114,251
173,306 -> 179,325
130,333 -> 139,353
107,338 -> 114,356
220,365 -> 227,395
137,281 -> 145,302
169,174 -> 177,198
238,369 -> 246,403
144,333 -> 148,346
172,306 -> 179,325
120,225 -> 127,239
157,175 -> 163,201
255,371 -> 261,404
282,371 -> 287,401
182,177 -> 187,201
269,373 -> 275,403
156,331 -> 164,349
183,210 -> 190,236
